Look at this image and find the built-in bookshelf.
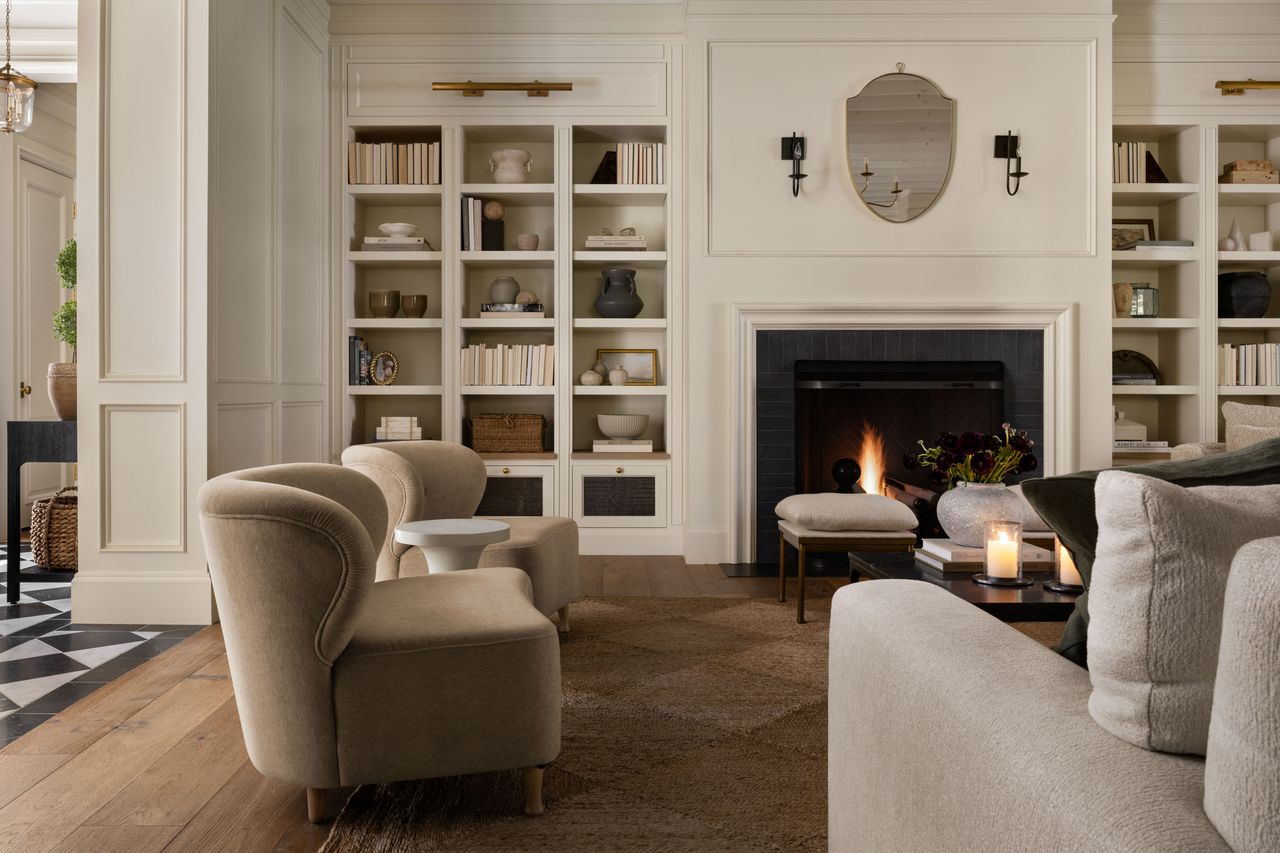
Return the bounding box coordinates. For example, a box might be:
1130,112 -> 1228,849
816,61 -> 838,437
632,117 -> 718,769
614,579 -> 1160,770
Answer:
1110,121 -> 1280,457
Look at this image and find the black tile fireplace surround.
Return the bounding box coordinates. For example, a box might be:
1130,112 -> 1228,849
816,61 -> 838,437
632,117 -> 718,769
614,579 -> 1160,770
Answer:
755,329 -> 1044,564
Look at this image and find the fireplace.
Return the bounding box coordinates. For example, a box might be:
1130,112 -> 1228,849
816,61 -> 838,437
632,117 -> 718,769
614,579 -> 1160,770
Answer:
754,329 -> 1044,563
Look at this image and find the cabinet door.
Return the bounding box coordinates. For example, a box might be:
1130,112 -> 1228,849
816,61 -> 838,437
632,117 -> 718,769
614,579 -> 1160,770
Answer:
573,464 -> 668,528
480,465 -> 555,517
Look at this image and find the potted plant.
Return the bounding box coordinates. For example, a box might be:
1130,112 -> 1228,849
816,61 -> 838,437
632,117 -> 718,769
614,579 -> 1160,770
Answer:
48,238 -> 76,421
903,424 -> 1038,547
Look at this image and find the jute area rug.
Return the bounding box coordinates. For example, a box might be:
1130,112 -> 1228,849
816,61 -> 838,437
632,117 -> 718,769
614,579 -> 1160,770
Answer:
322,593 -> 1063,853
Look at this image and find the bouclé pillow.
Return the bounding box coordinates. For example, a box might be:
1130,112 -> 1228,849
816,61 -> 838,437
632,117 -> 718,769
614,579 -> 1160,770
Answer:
1224,400 -> 1280,452
774,493 -> 917,532
1088,471 -> 1280,755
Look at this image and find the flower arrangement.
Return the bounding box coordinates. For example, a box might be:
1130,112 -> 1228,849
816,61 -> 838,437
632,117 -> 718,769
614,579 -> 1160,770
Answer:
903,423 -> 1037,488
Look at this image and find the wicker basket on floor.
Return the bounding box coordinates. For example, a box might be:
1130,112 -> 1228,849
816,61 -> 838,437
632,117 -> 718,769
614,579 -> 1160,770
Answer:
470,414 -> 546,454
31,486 -> 78,571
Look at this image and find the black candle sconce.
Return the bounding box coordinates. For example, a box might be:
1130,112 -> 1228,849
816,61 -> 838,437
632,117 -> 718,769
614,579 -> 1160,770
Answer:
995,131 -> 1028,196
781,133 -> 807,197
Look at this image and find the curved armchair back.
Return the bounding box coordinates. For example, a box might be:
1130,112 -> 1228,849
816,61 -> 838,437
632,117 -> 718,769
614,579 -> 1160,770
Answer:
198,464 -> 386,787
342,441 -> 487,579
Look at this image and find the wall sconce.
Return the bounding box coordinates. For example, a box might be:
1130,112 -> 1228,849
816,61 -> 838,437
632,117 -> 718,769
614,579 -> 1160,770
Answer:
855,156 -> 905,208
995,131 -> 1028,196
780,133 -> 807,197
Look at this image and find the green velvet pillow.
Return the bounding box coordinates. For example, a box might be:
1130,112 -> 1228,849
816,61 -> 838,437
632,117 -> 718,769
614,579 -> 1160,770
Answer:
1021,437 -> 1280,668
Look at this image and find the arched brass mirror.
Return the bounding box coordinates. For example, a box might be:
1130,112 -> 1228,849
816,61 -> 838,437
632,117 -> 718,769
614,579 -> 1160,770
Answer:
846,65 -> 955,223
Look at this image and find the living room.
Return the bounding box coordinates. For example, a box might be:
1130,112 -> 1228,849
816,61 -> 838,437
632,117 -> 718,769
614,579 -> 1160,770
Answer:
0,1 -> 1277,850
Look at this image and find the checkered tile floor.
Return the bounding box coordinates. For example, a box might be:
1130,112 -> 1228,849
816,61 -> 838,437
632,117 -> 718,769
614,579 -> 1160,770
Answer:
0,543 -> 201,746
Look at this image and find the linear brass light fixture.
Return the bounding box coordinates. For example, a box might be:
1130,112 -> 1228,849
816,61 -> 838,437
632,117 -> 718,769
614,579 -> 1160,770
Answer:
432,80 -> 573,98
1216,79 -> 1280,96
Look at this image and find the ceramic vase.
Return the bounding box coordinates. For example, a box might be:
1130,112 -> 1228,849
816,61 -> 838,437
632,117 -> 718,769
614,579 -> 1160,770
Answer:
593,268 -> 643,319
516,233 -> 539,251
1218,271 -> 1271,319
47,362 -> 76,421
608,367 -> 629,386
489,149 -> 533,184
579,370 -> 604,386
935,482 -> 1024,548
490,276 -> 520,304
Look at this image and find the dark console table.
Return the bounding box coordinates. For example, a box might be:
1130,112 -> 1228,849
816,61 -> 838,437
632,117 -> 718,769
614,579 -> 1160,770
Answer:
7,420 -> 77,604
850,550 -> 1077,622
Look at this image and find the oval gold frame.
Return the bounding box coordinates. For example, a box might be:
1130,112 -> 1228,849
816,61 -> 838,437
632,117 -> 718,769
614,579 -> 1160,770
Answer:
845,69 -> 956,224
370,351 -> 400,386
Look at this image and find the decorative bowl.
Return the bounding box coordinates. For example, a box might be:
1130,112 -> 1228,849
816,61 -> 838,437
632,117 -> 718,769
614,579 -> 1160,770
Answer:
368,289 -> 401,318
597,413 -> 649,440
378,222 -> 418,237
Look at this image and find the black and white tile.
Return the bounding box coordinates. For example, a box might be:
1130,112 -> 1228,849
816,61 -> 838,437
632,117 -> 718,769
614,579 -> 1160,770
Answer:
0,543 -> 202,747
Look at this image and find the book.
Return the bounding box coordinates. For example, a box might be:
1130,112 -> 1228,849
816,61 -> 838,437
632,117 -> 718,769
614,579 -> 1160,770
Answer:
1220,170 -> 1279,184
916,538 -> 1054,573
1113,440 -> 1169,448
347,336 -> 365,386
592,440 -> 654,453
347,141 -> 442,185
363,236 -> 425,245
479,303 -> 544,312
480,311 -> 545,319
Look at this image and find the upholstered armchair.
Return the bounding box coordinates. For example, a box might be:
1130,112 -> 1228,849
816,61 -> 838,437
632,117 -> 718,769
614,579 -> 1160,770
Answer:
198,464 -> 561,822
342,441 -> 579,631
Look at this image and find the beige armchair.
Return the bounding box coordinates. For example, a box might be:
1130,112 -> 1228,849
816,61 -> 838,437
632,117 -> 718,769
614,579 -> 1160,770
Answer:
342,441 -> 579,631
198,464 -> 561,822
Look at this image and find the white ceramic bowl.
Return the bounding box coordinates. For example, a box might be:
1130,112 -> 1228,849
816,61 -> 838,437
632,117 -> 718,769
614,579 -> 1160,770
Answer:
597,413 -> 649,440
378,222 -> 418,237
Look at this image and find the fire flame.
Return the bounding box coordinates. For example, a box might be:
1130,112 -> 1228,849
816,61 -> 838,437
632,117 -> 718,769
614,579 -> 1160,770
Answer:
858,423 -> 886,496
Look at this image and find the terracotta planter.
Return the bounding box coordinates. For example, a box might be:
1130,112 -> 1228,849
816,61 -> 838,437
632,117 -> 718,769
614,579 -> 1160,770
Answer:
47,362 -> 76,421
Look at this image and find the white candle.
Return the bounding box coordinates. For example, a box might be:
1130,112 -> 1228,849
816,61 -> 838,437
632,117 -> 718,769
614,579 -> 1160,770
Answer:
1057,539 -> 1083,586
986,530 -> 1020,579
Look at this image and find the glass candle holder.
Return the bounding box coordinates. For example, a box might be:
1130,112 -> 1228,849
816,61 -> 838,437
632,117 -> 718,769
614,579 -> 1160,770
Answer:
1045,537 -> 1086,594
974,520 -> 1032,587
1129,284 -> 1160,318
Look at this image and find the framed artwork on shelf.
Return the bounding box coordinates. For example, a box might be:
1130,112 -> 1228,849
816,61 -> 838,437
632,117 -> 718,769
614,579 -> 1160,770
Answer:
371,351 -> 400,386
1112,218 -> 1155,250
597,348 -> 658,385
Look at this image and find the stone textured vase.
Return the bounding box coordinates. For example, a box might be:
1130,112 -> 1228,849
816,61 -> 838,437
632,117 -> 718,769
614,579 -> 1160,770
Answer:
935,482 -> 1023,548
47,362 -> 76,421
593,268 -> 643,319
489,276 -> 520,304
1218,271 -> 1271,319
489,149 -> 533,184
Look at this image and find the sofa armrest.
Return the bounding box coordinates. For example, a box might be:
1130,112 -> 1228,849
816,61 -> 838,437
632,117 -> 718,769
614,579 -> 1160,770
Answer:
1204,537 -> 1280,853
829,580 -> 1230,853
1171,442 -> 1228,461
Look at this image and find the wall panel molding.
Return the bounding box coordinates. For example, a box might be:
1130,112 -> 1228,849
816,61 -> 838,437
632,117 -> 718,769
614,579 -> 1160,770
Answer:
100,403 -> 186,552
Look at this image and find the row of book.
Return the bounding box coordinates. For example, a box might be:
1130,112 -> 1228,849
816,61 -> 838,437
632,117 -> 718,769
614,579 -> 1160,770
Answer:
461,344 -> 555,387
376,417 -> 423,442
461,197 -> 502,251
1219,343 -> 1280,387
615,143 -> 665,185
1113,142 -> 1162,184
348,336 -> 373,385
584,234 -> 646,250
347,142 -> 442,186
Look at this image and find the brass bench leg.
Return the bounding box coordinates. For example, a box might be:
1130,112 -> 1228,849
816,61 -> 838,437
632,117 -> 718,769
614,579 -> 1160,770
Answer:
797,543 -> 807,624
778,532 -> 787,602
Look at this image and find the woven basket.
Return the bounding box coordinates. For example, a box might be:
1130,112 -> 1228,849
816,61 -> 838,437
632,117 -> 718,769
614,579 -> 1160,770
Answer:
31,486 -> 78,571
471,414 -> 546,454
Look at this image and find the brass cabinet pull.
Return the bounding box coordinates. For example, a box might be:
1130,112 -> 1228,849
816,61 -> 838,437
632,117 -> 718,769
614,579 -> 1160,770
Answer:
18,381 -> 31,398
616,467 -> 624,474
502,467 -> 510,474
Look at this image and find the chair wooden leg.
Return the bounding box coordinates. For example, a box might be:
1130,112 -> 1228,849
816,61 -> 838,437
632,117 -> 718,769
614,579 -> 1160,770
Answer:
557,605 -> 570,634
778,533 -> 787,603
306,787 -> 326,824
522,766 -> 545,816
797,543 -> 807,624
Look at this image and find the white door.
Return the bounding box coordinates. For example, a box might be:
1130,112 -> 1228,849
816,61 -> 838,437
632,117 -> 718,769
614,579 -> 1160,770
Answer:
16,158 -> 75,523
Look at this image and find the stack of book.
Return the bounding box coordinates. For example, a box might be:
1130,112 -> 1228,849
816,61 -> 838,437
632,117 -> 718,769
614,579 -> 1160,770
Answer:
1219,159 -> 1278,185
1219,343 -> 1280,387
584,234 -> 647,251
376,417 -> 423,441
461,343 -> 555,387
1113,440 -> 1171,461
479,303 -> 545,319
615,142 -> 665,185
348,336 -> 371,385
915,539 -> 1054,574
361,235 -> 431,252
592,439 -> 654,454
1113,142 -> 1163,183
347,142 -> 441,185
460,197 -> 503,251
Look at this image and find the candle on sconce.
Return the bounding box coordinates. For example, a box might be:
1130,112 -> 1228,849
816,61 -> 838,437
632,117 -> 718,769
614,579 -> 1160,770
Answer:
892,174 -> 901,193
863,156 -> 871,173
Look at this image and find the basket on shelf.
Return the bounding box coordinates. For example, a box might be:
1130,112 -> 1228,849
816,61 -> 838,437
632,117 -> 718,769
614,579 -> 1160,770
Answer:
30,486 -> 78,571
470,414 -> 546,454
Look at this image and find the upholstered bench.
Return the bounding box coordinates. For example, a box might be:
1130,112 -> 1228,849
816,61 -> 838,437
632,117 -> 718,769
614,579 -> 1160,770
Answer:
775,494 -> 918,624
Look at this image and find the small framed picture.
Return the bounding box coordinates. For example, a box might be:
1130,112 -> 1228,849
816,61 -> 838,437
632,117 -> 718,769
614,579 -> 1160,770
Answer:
1112,218 -> 1155,250
596,348 -> 658,386
370,351 -> 399,386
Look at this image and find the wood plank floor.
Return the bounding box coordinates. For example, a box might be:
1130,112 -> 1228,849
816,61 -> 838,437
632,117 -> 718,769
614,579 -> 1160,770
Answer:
0,558 -> 843,853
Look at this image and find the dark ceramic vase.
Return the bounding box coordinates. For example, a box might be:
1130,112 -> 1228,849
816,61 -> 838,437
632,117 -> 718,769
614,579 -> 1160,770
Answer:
1218,271 -> 1271,319
593,268 -> 643,319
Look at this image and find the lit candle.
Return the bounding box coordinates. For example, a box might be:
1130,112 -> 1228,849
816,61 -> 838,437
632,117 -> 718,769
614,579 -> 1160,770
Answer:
986,529 -> 1020,579
1057,539 -> 1083,587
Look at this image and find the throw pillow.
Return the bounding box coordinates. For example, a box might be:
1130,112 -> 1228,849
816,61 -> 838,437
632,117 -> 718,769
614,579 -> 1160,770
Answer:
774,493 -> 917,532
1019,436 -> 1280,668
1088,471 -> 1280,755
1226,423 -> 1280,454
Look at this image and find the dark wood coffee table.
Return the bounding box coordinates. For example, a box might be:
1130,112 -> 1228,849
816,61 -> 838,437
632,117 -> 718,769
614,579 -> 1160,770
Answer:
849,551 -> 1077,622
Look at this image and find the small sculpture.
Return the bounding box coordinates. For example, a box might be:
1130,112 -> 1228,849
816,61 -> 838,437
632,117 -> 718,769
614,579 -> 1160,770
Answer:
515,290 -> 538,305
515,233 -> 539,251
482,200 -> 505,221
592,359 -> 608,376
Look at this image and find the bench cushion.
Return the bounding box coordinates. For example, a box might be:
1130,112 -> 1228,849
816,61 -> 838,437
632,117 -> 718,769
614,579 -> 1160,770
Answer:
775,493 -> 917,532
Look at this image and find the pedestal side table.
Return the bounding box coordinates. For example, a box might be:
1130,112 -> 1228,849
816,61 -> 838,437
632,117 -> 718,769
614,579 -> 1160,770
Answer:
394,519 -> 511,573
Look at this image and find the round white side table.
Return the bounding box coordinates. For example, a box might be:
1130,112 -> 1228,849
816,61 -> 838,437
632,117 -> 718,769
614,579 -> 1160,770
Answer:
394,519 -> 511,573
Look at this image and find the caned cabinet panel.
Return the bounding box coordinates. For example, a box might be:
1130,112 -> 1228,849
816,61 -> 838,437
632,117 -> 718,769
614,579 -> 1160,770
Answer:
572,463 -> 668,528
480,464 -> 555,517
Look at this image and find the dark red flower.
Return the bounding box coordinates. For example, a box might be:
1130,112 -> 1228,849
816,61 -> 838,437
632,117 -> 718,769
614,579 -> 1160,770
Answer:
927,469 -> 947,486
1009,434 -> 1034,454
1018,453 -> 1039,473
902,451 -> 920,470
982,434 -> 1001,451
937,432 -> 959,451
971,451 -> 996,475
958,432 -> 982,454
935,451 -> 956,469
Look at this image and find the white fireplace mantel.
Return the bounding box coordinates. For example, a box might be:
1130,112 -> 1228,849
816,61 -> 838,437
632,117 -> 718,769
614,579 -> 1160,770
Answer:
729,301 -> 1077,562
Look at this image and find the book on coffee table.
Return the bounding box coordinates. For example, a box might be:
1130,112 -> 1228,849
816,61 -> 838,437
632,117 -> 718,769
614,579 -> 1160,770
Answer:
915,538 -> 1054,574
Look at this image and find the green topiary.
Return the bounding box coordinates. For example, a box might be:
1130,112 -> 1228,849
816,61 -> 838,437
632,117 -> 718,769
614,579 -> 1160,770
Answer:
55,238 -> 76,288
52,238 -> 77,361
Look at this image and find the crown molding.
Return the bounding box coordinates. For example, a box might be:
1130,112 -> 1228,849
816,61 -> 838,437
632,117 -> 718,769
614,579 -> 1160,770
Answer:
327,2 -> 688,36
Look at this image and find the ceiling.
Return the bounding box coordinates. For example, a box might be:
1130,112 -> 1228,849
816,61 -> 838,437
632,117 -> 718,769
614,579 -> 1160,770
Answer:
5,0 -> 77,83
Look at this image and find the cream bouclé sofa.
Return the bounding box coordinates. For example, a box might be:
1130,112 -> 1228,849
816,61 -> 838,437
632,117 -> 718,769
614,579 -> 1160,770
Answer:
829,557 -> 1278,852
342,440 -> 579,630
